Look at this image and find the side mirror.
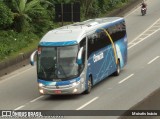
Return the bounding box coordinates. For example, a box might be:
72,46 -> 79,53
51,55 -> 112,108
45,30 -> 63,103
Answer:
76,47 -> 83,65
30,50 -> 37,66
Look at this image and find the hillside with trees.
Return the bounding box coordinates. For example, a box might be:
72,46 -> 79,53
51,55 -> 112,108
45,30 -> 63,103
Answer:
0,0 -> 129,61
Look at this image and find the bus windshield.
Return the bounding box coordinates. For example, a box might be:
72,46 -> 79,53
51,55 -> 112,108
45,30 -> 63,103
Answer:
37,45 -> 79,81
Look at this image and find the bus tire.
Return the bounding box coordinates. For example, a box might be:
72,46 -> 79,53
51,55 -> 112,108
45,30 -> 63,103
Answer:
114,60 -> 120,76
84,77 -> 92,94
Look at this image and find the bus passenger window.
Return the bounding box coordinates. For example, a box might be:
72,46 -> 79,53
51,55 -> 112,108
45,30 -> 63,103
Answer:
80,37 -> 86,65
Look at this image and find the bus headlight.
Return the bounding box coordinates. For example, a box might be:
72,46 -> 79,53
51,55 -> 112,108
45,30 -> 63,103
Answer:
73,88 -> 78,93
39,83 -> 44,87
71,81 -> 80,87
39,89 -> 44,94
72,82 -> 77,86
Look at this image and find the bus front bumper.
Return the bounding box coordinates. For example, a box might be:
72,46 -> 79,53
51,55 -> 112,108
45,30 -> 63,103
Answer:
38,81 -> 84,95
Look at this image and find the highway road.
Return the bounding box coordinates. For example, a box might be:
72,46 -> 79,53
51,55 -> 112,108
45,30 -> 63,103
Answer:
0,0 -> 160,119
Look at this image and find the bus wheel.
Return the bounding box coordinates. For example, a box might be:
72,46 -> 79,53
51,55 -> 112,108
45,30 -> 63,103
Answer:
114,60 -> 120,76
84,77 -> 92,94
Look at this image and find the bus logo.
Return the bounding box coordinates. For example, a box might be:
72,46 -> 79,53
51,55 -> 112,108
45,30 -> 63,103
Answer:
93,52 -> 104,63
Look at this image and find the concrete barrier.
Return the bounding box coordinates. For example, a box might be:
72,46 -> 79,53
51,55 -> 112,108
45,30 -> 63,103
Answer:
0,50 -> 35,76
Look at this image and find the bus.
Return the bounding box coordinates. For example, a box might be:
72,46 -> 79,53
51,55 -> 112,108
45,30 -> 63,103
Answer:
30,17 -> 127,95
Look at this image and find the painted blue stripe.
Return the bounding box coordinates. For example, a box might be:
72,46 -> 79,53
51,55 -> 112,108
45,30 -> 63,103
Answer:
39,41 -> 77,46
38,77 -> 80,86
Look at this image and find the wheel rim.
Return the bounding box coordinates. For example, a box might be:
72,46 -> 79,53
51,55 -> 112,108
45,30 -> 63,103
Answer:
88,79 -> 92,92
117,63 -> 120,74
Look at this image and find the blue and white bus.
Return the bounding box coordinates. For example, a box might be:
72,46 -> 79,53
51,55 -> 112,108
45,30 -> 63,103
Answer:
30,17 -> 127,95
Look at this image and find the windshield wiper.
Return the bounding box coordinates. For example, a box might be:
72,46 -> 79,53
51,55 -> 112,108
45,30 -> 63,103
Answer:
56,64 -> 67,78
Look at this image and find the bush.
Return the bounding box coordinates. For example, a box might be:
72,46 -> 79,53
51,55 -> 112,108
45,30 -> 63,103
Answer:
29,7 -> 55,37
0,2 -> 13,29
0,30 -> 39,60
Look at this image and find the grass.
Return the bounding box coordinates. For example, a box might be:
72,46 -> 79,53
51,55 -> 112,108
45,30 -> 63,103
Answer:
99,1 -> 129,17
0,39 -> 39,63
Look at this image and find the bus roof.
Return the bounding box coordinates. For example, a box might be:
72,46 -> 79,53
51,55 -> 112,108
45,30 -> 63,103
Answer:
39,17 -> 124,46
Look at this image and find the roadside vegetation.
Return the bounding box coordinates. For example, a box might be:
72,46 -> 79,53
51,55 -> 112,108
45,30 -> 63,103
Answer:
0,0 -> 129,61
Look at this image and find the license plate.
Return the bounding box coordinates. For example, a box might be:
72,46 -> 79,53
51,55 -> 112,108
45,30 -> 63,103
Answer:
54,90 -> 61,94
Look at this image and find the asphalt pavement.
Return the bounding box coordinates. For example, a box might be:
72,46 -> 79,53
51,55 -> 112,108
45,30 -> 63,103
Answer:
0,0 -> 160,119
119,86 -> 160,119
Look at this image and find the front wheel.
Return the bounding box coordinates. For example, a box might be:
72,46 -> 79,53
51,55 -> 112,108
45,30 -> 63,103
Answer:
84,77 -> 92,94
113,60 -> 120,76
141,11 -> 145,16
141,9 -> 146,16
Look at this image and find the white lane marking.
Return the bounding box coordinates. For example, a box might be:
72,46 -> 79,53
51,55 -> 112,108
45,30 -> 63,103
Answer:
128,18 -> 160,49
128,18 -> 160,44
76,97 -> 99,110
14,105 -> 25,110
118,74 -> 134,84
142,34 -> 151,36
125,4 -> 140,18
30,96 -> 44,103
153,26 -> 160,28
0,66 -> 34,83
128,28 -> 160,49
148,56 -> 160,65
13,96 -> 44,110
148,30 -> 155,32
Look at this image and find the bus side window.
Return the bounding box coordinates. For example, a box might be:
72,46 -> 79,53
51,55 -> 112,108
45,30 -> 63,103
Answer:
87,30 -> 111,58
80,38 -> 86,64
87,33 -> 97,58
106,21 -> 126,42
98,30 -> 110,48
88,35 -> 93,58
112,21 -> 126,41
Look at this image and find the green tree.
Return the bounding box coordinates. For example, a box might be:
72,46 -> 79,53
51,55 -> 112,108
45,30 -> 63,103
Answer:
0,1 -> 13,29
53,0 -> 75,4
9,0 -> 44,32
